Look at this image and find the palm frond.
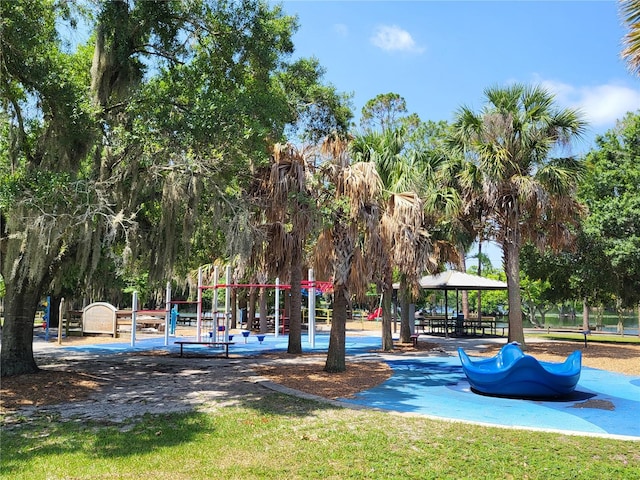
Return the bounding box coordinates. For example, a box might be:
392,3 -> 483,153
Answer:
263,222 -> 293,279
536,158 -> 584,196
312,229 -> 336,281
342,162 -> 383,219
321,132 -> 351,169
348,246 -> 371,302
621,0 -> 640,75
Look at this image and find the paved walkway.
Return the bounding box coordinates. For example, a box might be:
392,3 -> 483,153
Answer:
35,330 -> 640,440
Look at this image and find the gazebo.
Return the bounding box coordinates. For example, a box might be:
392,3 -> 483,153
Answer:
395,270 -> 508,337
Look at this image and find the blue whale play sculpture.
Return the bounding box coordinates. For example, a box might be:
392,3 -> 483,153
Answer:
458,343 -> 582,398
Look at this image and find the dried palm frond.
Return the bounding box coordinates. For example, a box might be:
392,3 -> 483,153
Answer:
387,192 -> 423,229
380,192 -> 431,278
264,222 -> 293,278
432,239 -> 461,268
349,246 -> 371,302
269,143 -> 307,218
364,223 -> 387,285
342,162 -> 383,219
320,132 -> 351,169
311,229 -> 335,281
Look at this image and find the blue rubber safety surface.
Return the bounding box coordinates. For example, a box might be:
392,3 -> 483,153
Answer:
61,333 -> 640,440
341,357 -> 640,440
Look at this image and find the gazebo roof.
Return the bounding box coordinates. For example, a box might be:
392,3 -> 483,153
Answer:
394,270 -> 508,290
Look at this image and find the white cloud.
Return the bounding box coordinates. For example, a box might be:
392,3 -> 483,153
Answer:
370,25 -> 424,54
539,79 -> 640,127
577,85 -> 640,126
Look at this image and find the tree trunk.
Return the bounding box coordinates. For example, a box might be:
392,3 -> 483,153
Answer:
1,277 -> 43,377
477,242 -> 482,322
287,244 -> 303,354
615,298 -> 623,335
582,298 -> 590,332
325,217 -> 353,372
379,256 -> 394,351
1,230 -> 55,376
47,295 -> 62,328
504,240 -> 525,344
381,287 -> 394,351
539,309 -> 547,326
325,283 -> 348,372
526,302 -> 537,327
398,278 -> 412,343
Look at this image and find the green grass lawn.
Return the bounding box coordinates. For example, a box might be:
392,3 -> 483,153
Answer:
2,392 -> 638,479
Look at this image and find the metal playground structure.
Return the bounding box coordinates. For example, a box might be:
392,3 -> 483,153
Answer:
128,266 -> 332,349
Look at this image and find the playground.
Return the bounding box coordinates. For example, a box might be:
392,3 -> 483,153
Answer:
2,322 -> 639,441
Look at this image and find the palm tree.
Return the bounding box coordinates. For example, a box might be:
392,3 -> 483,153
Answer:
451,84 -> 586,344
435,150 -> 493,319
621,0 -> 640,75
351,128 -> 434,346
248,144 -> 310,353
269,144 -> 310,353
315,134 -> 383,372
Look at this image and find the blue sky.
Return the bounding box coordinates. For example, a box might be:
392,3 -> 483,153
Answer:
281,0 -> 639,147
279,0 -> 640,267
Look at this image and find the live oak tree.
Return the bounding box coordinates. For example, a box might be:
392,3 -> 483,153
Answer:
1,0 -> 99,376
0,0 -> 346,376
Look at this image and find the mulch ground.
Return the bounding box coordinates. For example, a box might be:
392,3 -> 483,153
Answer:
477,341 -> 640,376
1,339 -> 638,413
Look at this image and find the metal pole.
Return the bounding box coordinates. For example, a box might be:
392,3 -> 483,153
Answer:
57,297 -> 64,345
275,278 -> 280,338
44,296 -> 51,342
197,267 -> 203,341
213,265 -> 219,341
132,290 -> 138,347
225,265 -> 231,342
308,269 -> 316,348
164,282 -> 170,346
445,289 -> 449,338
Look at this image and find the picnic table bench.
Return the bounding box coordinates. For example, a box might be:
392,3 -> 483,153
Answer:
545,328 -> 591,347
174,341 -> 234,358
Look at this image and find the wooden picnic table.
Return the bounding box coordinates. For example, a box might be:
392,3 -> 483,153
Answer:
415,316 -> 500,337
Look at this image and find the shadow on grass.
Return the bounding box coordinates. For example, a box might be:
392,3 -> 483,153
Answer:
1,391 -> 334,478
2,350 -> 344,476
0,411 -> 209,476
